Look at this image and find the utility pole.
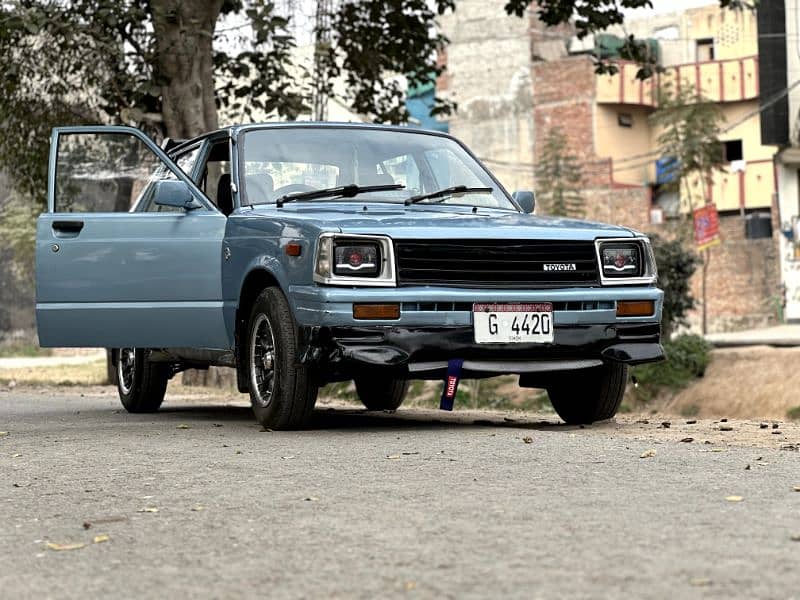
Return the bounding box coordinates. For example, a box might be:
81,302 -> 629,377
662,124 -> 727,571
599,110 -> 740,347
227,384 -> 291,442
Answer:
312,0 -> 332,122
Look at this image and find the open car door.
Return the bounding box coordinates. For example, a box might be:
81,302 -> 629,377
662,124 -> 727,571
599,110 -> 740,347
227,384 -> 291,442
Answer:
36,126 -> 231,349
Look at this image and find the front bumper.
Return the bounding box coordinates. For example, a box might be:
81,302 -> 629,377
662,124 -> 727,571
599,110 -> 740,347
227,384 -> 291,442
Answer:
300,322 -> 663,379
291,284 -> 664,378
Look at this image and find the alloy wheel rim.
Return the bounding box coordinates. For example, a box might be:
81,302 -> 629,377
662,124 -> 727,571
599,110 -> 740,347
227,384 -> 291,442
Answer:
249,314 -> 277,408
118,348 -> 136,395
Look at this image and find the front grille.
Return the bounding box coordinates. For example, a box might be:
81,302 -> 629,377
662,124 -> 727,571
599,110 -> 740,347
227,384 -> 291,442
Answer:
401,301 -> 614,312
395,239 -> 600,288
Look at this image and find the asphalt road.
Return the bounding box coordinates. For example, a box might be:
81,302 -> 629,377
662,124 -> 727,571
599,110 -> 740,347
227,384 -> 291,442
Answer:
1,388 -> 799,599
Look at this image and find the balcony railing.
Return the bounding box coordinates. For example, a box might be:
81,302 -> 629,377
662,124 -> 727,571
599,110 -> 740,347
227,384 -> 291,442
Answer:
596,56 -> 759,106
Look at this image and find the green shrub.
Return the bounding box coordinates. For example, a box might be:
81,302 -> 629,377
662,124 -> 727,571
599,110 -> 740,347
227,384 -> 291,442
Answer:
650,234 -> 700,339
632,334 -> 711,401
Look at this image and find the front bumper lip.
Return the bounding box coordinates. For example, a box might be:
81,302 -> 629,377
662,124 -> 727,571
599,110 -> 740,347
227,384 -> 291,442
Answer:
300,322 -> 663,373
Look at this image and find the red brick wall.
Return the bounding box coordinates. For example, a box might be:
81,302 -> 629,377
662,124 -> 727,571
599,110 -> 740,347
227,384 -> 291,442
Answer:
687,213 -> 781,333
533,57 -> 614,188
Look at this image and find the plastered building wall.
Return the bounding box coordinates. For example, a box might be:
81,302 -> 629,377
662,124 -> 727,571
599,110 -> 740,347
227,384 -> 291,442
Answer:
439,0 -> 535,194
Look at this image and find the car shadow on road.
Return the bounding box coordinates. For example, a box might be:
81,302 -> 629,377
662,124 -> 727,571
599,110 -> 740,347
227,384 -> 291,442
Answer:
155,403 -> 596,433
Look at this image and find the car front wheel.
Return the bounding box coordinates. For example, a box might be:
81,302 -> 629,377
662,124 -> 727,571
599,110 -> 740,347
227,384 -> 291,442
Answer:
116,348 -> 169,413
546,363 -> 628,424
246,287 -> 318,430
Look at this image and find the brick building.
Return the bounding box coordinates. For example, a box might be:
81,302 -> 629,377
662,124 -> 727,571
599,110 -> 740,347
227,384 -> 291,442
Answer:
440,1 -> 782,333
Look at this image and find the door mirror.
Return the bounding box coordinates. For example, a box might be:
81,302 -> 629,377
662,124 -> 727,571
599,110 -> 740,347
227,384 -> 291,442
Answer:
153,180 -> 202,211
513,190 -> 535,214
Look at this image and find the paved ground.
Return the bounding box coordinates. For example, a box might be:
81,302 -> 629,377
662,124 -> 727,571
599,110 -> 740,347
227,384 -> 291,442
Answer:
706,323 -> 800,347
1,388 -> 799,599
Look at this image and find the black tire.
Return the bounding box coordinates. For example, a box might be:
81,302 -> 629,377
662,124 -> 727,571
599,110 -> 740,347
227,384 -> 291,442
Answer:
245,287 -> 318,430
547,363 -> 628,424
116,348 -> 169,413
354,374 -> 409,411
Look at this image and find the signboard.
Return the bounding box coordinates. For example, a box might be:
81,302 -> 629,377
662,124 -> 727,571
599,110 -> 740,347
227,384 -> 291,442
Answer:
693,203 -> 721,251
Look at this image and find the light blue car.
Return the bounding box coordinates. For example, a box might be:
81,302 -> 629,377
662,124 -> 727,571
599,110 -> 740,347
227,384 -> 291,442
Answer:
36,123 -> 663,429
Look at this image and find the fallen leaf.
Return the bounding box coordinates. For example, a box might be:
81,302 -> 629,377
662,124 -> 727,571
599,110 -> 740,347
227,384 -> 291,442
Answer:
235,450 -> 242,455
791,534 -> 800,542
386,454 -> 401,459
640,449 -> 657,458
137,507 -> 159,513
281,455 -> 295,460
680,437 -> 694,443
191,505 -> 204,512
792,486 -> 800,492
685,420 -> 697,425
711,448 -> 726,453
0,431 -> 8,437
522,436 -> 533,444
46,542 -> 85,552
176,424 -> 190,430
405,581 -> 417,591
304,496 -> 319,502
11,453 -> 21,458
689,578 -> 712,587
725,495 -> 744,502
92,534 -> 109,544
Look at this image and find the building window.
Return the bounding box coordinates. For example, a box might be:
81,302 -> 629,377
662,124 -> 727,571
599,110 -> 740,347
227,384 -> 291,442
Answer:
696,38 -> 715,61
723,139 -> 743,162
617,113 -> 633,128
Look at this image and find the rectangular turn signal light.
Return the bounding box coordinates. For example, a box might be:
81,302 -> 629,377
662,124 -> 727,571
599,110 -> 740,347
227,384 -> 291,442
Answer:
616,300 -> 655,317
353,303 -> 400,320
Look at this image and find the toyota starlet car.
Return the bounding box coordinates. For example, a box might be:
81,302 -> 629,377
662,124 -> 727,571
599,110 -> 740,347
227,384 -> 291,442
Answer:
36,123 -> 663,429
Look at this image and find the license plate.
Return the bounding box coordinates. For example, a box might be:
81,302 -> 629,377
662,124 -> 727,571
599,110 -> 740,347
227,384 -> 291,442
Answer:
473,303 -> 554,344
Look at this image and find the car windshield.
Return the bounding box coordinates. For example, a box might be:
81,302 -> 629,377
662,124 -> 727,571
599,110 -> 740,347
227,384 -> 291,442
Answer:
240,127 -> 516,210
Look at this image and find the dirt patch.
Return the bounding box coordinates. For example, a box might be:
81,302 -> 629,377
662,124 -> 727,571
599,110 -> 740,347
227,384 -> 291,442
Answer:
658,346 -> 800,421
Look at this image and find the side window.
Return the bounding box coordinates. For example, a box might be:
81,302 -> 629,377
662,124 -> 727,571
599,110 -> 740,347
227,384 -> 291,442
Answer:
197,141 -> 231,211
142,146 -> 202,213
55,133 -> 162,213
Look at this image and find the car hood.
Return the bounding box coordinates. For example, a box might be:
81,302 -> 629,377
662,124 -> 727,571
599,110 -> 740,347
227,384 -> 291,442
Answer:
253,202 -> 636,241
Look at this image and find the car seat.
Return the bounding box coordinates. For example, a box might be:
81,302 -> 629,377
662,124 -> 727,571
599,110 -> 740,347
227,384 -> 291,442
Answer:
216,173 -> 234,216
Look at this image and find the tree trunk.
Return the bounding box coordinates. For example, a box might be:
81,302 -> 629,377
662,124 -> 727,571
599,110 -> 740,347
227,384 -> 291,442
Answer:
150,0 -> 224,140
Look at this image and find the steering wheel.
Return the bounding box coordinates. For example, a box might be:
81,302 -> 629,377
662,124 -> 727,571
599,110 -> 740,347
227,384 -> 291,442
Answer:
273,184 -> 316,198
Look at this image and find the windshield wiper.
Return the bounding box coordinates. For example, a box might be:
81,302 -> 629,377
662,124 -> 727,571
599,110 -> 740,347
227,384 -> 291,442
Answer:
276,184 -> 404,208
405,185 -> 493,206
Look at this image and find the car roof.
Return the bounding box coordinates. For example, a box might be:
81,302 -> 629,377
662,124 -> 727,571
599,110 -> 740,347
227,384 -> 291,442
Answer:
169,122 -> 453,155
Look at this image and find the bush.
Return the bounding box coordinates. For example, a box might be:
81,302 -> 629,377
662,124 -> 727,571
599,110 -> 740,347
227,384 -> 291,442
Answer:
632,334 -> 711,402
650,234 -> 700,339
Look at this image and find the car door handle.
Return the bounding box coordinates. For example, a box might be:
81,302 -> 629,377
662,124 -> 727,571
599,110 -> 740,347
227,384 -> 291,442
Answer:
52,220 -> 84,237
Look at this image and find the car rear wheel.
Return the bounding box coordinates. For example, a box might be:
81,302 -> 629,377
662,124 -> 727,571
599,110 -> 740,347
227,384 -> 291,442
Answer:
246,287 -> 318,430
546,363 -> 628,424
116,348 -> 169,413
354,374 -> 409,411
